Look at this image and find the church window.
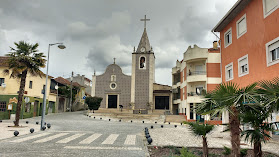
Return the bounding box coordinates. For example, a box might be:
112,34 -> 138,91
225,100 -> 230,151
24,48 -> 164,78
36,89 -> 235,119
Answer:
110,82 -> 117,90
111,75 -> 116,82
139,56 -> 146,69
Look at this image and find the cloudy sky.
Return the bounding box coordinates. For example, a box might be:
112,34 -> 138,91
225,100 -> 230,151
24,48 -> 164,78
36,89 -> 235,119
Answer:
0,0 -> 237,85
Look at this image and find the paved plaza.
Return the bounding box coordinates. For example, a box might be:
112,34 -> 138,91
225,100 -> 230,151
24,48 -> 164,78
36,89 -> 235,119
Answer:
1,112 -> 279,157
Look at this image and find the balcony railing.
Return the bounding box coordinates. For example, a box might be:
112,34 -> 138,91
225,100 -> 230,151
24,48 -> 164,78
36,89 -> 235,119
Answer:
187,91 -> 206,96
187,71 -> 206,76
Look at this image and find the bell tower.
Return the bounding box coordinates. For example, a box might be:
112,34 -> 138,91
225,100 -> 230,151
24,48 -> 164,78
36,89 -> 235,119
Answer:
131,15 -> 155,110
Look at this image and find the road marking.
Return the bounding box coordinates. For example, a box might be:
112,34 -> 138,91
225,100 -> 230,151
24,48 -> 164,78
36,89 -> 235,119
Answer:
10,133 -> 51,143
56,133 -> 85,144
124,135 -> 136,145
101,134 -> 119,145
33,133 -> 68,143
64,146 -> 142,151
79,133 -> 102,144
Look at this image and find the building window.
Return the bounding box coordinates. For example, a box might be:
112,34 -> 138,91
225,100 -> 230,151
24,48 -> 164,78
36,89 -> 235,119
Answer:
266,36 -> 279,67
196,86 -> 203,95
238,54 -> 249,77
225,62 -> 233,81
139,56 -> 146,69
29,81 -> 33,89
0,78 -> 4,86
236,14 -> 247,39
25,102 -> 31,112
0,101 -> 6,112
111,75 -> 116,82
263,0 -> 278,18
224,28 -> 232,48
110,82 -> 117,90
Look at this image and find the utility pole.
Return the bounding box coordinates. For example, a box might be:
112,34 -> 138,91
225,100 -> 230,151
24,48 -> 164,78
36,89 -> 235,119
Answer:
70,71 -> 73,112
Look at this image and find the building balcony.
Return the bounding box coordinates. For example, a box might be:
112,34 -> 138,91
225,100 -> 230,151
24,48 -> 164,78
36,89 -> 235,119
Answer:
187,92 -> 204,103
173,99 -> 181,104
187,71 -> 206,83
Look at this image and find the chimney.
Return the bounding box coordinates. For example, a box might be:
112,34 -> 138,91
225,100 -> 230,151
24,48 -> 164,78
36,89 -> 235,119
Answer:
213,41 -> 218,49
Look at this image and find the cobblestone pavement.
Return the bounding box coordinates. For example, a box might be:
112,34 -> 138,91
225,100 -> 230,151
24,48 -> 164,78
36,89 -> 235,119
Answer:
149,125 -> 279,155
0,111 -> 152,157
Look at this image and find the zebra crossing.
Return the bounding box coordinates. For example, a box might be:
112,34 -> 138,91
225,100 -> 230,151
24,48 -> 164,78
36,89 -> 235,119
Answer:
9,132 -> 139,146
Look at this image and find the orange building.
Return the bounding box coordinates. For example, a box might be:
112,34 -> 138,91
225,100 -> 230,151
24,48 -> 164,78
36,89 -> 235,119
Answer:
212,0 -> 279,87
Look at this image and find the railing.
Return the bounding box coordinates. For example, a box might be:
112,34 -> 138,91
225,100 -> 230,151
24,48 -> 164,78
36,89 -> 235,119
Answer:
187,71 -> 206,76
187,92 -> 205,96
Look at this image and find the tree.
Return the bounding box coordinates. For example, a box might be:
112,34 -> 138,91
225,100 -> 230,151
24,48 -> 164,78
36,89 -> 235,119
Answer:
196,82 -> 259,157
188,122 -> 214,157
85,96 -> 103,113
4,41 -> 46,126
257,77 -> 279,114
240,105 -> 273,157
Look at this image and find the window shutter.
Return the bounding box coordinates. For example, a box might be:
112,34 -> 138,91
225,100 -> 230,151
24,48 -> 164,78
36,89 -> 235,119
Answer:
238,18 -> 246,35
265,0 -> 278,13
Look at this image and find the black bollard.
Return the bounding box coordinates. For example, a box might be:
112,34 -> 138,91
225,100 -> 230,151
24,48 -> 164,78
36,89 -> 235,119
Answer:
168,122 -> 170,125
155,121 -> 157,124
100,118 -> 102,120
36,121 -> 39,125
47,123 -> 51,129
142,121 -> 144,123
89,116 -> 91,118
14,131 -> 19,136
119,119 -> 121,122
42,126 -> 46,131
26,121 -> 29,124
131,120 -> 133,123
109,119 -> 111,121
174,125 -> 177,128
0,120 -> 2,123
181,123 -> 183,125
44,122 -> 46,125
30,128 -> 34,133
147,137 -> 153,145
161,125 -> 163,128
151,126 -> 153,129
94,117 -> 95,119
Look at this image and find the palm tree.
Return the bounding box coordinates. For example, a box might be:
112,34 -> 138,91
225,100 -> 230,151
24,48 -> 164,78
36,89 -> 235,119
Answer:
240,105 -> 273,157
196,82 -> 259,157
4,41 -> 46,126
257,77 -> 279,113
188,122 -> 214,157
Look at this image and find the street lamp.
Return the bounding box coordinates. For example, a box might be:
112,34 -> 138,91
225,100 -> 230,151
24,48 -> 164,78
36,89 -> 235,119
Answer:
41,43 -> 66,130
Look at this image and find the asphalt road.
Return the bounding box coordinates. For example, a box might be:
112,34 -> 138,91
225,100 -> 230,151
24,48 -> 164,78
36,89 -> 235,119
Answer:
0,111 -> 150,157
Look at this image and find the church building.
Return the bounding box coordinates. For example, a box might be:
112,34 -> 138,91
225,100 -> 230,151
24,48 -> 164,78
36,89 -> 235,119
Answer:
91,16 -> 172,114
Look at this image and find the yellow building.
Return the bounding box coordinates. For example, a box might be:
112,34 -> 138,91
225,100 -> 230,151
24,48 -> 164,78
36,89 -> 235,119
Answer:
0,56 -> 56,120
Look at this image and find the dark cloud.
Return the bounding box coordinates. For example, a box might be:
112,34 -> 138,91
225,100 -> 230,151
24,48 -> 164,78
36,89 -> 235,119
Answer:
0,0 -> 237,85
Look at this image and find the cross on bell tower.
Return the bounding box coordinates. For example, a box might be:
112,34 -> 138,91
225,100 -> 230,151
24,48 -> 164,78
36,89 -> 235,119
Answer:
140,15 -> 150,29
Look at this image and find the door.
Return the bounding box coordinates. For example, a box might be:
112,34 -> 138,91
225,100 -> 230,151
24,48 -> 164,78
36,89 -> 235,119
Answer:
39,103 -> 42,116
33,101 -> 38,117
48,101 -> 54,114
155,96 -> 169,110
108,95 -> 117,108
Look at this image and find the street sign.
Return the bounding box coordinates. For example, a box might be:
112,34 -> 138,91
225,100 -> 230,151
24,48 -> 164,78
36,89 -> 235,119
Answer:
83,96 -> 86,99
7,104 -> 13,110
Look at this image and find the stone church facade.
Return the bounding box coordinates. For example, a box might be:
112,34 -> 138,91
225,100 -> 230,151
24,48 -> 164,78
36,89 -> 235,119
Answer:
91,20 -> 172,114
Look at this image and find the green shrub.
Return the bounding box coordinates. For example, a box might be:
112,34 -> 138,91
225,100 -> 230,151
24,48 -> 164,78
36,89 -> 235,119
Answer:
240,148 -> 248,157
179,147 -> 197,157
222,146 -> 231,156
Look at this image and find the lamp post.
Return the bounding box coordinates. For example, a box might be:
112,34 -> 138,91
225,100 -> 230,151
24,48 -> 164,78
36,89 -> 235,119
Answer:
41,43 -> 66,130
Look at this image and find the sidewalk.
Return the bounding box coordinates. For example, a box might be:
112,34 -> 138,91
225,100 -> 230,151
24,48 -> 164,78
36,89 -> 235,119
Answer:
149,125 -> 279,156
0,120 -> 41,141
